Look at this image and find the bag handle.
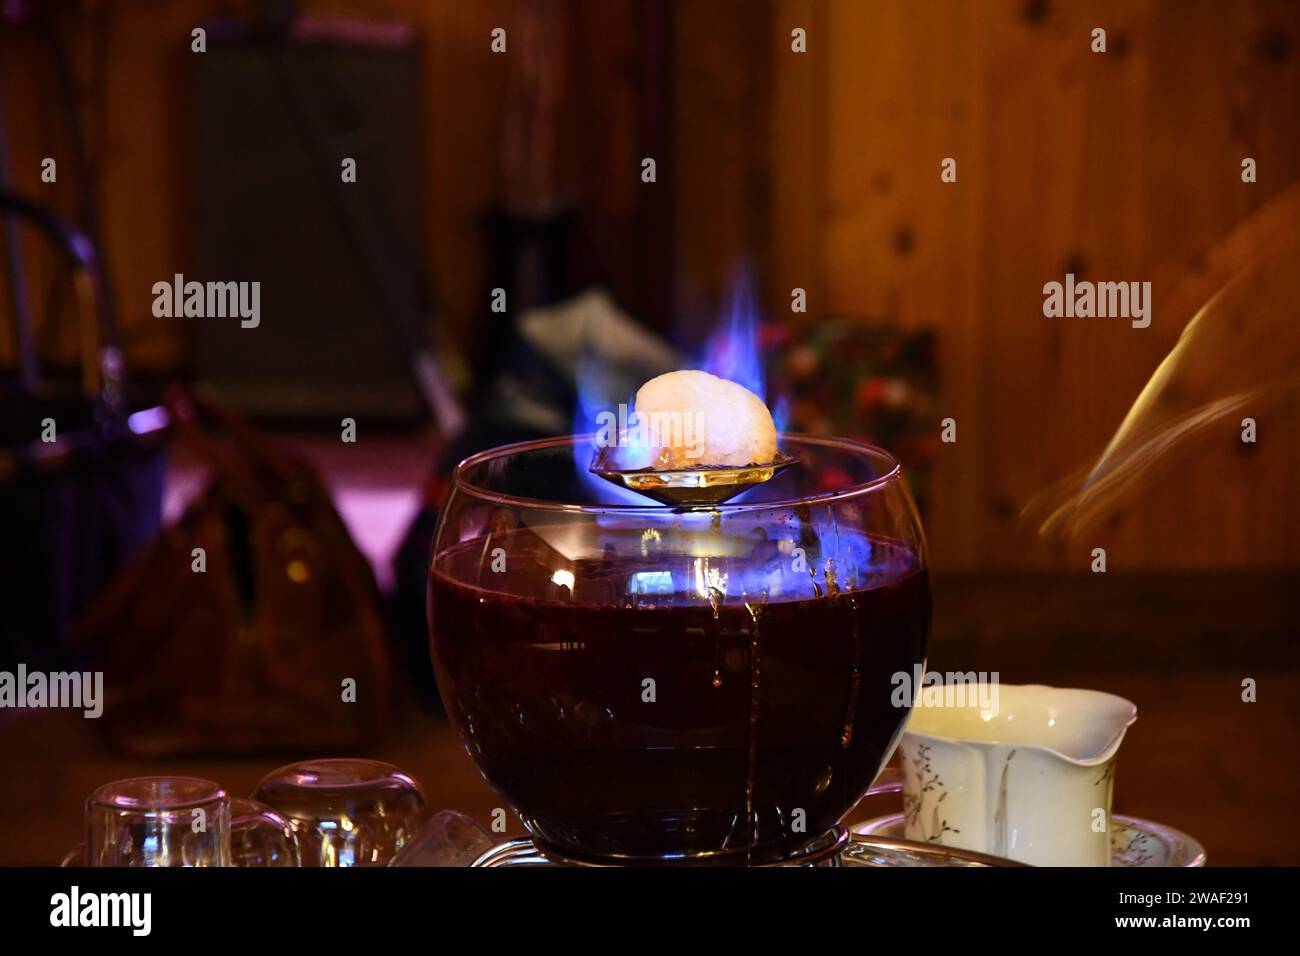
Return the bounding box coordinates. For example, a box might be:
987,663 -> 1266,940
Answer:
164,386 -> 318,506
0,191 -> 123,408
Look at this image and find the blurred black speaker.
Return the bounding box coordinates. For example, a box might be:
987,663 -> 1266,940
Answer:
191,30 -> 427,423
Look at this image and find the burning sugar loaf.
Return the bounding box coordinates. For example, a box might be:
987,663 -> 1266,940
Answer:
631,370 -> 778,469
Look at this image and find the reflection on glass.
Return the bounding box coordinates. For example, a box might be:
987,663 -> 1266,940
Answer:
252,759 -> 426,866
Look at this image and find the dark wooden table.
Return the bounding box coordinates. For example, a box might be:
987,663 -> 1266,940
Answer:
5,426 -> 1295,865
5,658 -> 1294,868
2,580 -> 1295,866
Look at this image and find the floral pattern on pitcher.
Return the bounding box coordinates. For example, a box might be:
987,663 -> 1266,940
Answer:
900,742 -> 960,843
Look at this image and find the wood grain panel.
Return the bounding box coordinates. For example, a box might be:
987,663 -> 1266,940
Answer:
670,0 -> 773,347
771,0 -> 1300,571
5,0 -> 1296,570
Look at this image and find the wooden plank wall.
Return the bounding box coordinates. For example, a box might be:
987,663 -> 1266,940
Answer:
669,0 -> 772,347
0,0 -> 672,368
4,0 -> 1297,571
763,0 -> 1300,571
1,0 -> 517,371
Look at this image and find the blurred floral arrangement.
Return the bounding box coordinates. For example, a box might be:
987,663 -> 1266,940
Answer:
762,318 -> 939,511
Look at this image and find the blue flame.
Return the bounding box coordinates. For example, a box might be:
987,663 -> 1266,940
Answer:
700,266 -> 787,433
702,268 -> 765,400
572,353 -> 657,504
770,394 -> 789,436
570,266 -> 785,500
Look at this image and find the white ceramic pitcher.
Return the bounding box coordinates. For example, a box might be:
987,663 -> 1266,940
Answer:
898,684 -> 1137,866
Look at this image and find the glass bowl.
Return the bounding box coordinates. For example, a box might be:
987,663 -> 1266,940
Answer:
428,434 -> 930,865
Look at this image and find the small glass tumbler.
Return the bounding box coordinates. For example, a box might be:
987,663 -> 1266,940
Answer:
85,777 -> 293,867
229,798 -> 300,867
388,810 -> 493,867
252,759 -> 427,866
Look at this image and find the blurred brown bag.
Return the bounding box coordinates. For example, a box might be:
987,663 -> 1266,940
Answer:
77,390 -> 393,756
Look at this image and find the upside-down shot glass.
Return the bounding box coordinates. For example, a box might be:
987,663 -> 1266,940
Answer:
85,776 -> 295,867
228,797 -> 301,867
252,758 -> 427,866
